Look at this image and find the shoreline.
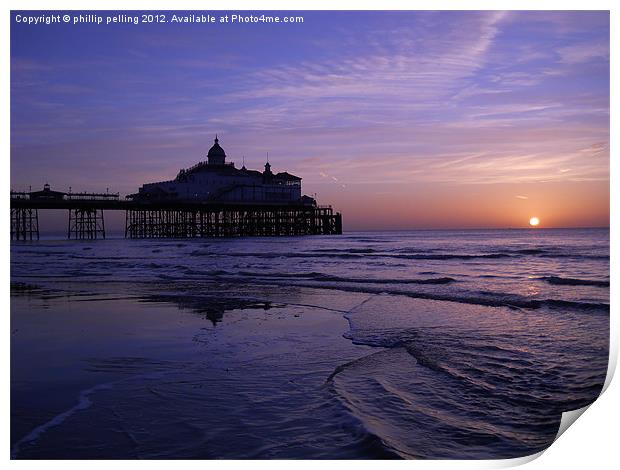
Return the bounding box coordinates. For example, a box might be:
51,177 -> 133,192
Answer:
10,230 -> 609,459
11,286 -> 384,459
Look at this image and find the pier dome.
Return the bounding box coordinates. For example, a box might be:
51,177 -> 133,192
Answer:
207,136 -> 226,165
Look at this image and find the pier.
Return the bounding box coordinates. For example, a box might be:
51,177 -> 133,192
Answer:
10,186 -> 342,240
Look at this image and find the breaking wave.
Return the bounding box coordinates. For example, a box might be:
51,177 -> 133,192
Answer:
539,276 -> 609,288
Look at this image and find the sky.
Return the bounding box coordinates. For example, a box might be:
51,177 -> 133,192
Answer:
10,10 -> 610,230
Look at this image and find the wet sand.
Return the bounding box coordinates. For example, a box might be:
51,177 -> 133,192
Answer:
11,285 -> 387,459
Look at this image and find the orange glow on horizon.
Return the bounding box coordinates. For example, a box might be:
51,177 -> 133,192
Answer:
310,180 -> 610,230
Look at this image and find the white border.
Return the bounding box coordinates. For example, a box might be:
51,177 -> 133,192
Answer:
3,1 -> 617,468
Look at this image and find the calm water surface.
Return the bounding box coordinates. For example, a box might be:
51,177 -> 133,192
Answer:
11,229 -> 609,459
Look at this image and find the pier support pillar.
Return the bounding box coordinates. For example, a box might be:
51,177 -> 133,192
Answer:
68,208 -> 105,239
334,212 -> 343,234
11,208 -> 39,241
124,206 -> 342,239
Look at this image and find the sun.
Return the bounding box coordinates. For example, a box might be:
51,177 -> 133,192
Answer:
529,217 -> 540,227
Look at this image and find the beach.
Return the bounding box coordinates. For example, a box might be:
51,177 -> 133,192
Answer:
10,229 -> 609,459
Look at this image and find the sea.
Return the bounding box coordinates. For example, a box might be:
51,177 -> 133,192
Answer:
10,228 -> 610,459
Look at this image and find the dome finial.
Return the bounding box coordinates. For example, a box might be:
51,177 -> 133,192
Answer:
207,134 -> 226,165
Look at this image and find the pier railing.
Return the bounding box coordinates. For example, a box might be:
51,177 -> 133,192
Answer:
65,192 -> 120,201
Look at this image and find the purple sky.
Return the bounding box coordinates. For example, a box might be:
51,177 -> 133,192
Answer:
11,11 -> 609,229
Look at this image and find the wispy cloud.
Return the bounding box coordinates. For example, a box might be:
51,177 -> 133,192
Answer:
10,11 -> 609,207
558,43 -> 609,65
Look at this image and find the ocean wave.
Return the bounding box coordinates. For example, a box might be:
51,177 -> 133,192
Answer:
539,276 -> 609,287
398,253 -> 511,260
539,253 -> 609,260
162,268 -> 458,286
311,248 -> 377,254
12,358 -> 182,459
188,246 -> 604,262
344,237 -> 393,243
339,324 -> 607,416
11,381 -> 115,459
76,263 -> 605,313
247,280 -> 610,313
510,248 -> 549,255
145,271 -> 610,313
325,344 -> 559,459
187,250 -> 512,261
234,271 -> 457,285
14,263 -> 608,314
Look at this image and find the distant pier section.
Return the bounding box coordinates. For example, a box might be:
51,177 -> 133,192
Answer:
10,137 -> 343,240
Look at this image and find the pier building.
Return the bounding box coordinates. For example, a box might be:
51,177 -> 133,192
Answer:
130,137 -> 306,204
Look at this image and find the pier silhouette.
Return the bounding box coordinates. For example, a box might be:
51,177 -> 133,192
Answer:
10,185 -> 342,240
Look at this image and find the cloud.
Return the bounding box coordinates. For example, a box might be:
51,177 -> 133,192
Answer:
557,43 -> 609,65
10,11 -> 609,195
208,12 -> 509,123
